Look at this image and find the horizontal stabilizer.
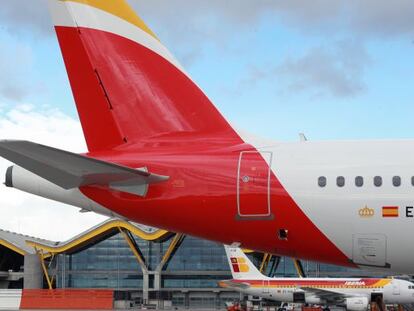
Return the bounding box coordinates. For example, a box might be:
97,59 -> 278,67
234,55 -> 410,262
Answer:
0,140 -> 168,195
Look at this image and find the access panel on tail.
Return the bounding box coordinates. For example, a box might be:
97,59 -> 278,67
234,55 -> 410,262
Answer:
48,0 -> 242,151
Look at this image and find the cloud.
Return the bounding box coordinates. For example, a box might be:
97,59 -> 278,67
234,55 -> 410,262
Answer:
132,0 -> 414,41
131,0 -> 413,89
347,0 -> 414,37
131,1 -> 342,65
2,1 -> 412,59
0,0 -> 52,37
239,40 -> 370,99
0,39 -> 34,101
0,0 -> 412,48
1,0 -> 412,70
0,105 -> 107,241
277,40 -> 370,98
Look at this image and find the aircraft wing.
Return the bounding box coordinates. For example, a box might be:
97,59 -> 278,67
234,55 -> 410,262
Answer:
300,287 -> 348,303
218,280 -> 250,290
0,140 -> 169,196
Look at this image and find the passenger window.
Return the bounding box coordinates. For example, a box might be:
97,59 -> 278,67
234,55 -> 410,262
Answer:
318,176 -> 327,187
393,176 -> 401,187
355,176 -> 363,187
336,176 -> 345,187
412,176 -> 414,186
374,176 -> 382,187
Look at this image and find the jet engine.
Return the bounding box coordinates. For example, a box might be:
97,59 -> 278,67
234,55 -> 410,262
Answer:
5,165 -> 120,218
305,296 -> 322,304
345,297 -> 369,311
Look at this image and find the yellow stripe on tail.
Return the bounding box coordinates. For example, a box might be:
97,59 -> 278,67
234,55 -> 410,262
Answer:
61,0 -> 158,39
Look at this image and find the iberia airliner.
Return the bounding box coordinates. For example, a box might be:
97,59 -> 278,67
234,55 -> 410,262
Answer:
220,246 -> 414,311
0,1 -> 413,273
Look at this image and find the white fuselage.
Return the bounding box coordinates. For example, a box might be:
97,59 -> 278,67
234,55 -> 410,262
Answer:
254,139 -> 414,273
228,277 -> 414,305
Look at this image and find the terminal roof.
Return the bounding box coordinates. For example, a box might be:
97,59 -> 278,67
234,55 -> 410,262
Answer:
24,218 -> 170,255
0,229 -> 53,255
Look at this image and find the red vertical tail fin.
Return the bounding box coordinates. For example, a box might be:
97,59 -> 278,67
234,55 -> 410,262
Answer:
48,0 -> 241,151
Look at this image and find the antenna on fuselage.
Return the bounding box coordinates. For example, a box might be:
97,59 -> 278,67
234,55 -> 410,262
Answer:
299,133 -> 308,142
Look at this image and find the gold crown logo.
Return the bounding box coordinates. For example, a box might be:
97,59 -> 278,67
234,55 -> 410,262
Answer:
359,206 -> 374,217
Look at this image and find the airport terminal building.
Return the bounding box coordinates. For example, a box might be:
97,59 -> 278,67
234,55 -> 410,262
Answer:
0,218 -> 390,309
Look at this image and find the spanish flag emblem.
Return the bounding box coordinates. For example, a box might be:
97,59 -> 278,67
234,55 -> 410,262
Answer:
382,206 -> 399,217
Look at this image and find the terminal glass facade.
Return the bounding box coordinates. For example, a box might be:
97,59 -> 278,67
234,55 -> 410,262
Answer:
57,233 -> 143,289
37,228 -> 381,309
55,232 -> 362,291
55,233 -> 235,290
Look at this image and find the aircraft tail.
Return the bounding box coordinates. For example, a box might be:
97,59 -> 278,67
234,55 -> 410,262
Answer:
47,0 -> 241,151
224,245 -> 266,280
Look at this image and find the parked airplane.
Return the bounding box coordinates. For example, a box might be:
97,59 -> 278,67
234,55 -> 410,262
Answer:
220,246 -> 414,311
0,0 -> 413,272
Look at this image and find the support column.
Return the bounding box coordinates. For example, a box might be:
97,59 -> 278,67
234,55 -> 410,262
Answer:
215,291 -> 220,310
293,259 -> 306,278
23,254 -> 42,289
185,292 -> 189,309
35,249 -> 53,289
118,228 -> 149,304
154,234 -> 184,298
154,270 -> 161,291
142,271 -> 149,304
260,253 -> 272,273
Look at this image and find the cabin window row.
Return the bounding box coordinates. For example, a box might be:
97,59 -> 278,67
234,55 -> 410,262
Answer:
318,176 -> 406,188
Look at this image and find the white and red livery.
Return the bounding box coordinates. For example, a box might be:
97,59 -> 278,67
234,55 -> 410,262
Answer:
0,0 -> 413,273
220,246 -> 414,311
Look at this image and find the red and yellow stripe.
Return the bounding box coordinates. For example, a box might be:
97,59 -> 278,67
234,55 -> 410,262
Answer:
231,257 -> 250,273
232,278 -> 391,289
61,0 -> 158,39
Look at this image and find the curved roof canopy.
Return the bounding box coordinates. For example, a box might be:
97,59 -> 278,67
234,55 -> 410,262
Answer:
1,218 -> 252,256
25,218 -> 170,255
0,229 -> 52,255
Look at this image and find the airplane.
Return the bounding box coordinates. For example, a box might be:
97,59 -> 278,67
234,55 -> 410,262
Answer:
219,246 -> 414,311
0,0 -> 413,273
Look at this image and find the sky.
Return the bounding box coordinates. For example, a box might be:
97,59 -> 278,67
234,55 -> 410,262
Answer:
0,0 -> 413,240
